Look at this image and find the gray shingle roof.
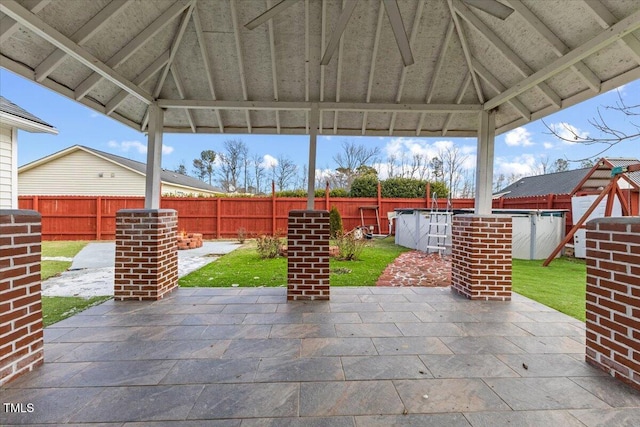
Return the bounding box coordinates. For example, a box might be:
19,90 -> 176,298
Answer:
80,145 -> 225,194
0,96 -> 55,129
497,168 -> 591,198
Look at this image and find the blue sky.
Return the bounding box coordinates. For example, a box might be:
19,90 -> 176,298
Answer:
2,68 -> 638,181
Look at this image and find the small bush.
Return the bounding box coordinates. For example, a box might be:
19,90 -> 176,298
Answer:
237,227 -> 247,244
256,234 -> 282,259
329,206 -> 343,238
335,231 -> 366,261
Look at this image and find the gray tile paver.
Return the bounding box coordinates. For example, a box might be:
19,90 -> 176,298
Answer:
3,286 -> 638,425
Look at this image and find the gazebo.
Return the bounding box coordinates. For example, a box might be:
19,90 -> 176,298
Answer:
2,0 -> 640,390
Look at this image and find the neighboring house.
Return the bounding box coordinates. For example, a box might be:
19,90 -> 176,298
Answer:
496,157 -> 640,215
18,145 -> 225,197
496,168 -> 591,198
0,96 -> 57,209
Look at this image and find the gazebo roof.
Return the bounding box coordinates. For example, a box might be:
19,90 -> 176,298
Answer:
1,0 -> 639,138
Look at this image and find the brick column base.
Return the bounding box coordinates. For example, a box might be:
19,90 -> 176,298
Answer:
451,215 -> 512,301
586,217 -> 640,391
1,210 -> 43,386
287,210 -> 330,301
115,209 -> 178,301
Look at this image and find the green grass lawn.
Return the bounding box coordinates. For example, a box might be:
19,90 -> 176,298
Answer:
512,257 -> 586,321
41,296 -> 111,327
179,237 -> 409,287
40,240 -> 112,326
41,240 -> 88,280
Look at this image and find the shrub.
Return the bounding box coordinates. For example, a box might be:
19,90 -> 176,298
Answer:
381,177 -> 426,198
335,231 -> 366,261
256,234 -> 282,259
237,227 -> 247,244
329,206 -> 343,238
428,181 -> 449,198
350,175 -> 379,197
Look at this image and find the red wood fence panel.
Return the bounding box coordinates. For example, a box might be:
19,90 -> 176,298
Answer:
18,193 -> 572,241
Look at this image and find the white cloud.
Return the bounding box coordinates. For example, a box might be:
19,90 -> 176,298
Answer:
261,154 -> 278,168
543,142 -> 554,149
548,122 -> 588,144
504,127 -> 534,147
107,140 -> 174,155
494,154 -> 539,177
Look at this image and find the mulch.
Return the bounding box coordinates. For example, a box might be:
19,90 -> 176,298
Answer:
376,250 -> 451,287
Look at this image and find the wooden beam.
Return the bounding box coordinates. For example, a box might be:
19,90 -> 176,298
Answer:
484,9 -> 640,111
0,0 -> 153,104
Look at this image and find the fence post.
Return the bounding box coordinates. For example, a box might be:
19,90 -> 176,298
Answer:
216,198 -> 221,238
425,182 -> 430,208
272,180 -> 277,234
96,196 -> 102,240
325,181 -> 330,210
33,195 -> 38,212
547,193 -> 554,209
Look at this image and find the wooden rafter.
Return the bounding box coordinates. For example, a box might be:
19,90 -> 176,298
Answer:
389,0 -> 425,135
35,0 -> 127,82
74,0 -> 192,101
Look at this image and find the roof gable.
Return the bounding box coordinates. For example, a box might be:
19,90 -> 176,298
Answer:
498,168 -> 591,198
19,145 -> 225,194
0,96 -> 57,134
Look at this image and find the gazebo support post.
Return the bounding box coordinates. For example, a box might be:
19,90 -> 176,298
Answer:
114,104 -> 179,301
451,110 -> 513,301
287,105 -> 330,301
0,210 -> 44,386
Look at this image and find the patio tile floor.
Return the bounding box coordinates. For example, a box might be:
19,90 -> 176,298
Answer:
3,286 -> 640,426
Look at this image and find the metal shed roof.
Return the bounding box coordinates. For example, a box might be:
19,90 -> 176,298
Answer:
1,0 -> 639,138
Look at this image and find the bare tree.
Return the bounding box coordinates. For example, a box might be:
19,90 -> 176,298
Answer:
544,90 -> 639,160
551,158 -> 569,173
332,140 -> 380,189
536,155 -> 551,175
439,146 -> 468,198
251,153 -> 266,194
217,139 -> 247,192
274,155 -> 298,191
493,173 -> 506,192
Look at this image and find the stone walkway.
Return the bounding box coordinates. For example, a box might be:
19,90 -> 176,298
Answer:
4,286 -> 640,426
377,251 -> 451,287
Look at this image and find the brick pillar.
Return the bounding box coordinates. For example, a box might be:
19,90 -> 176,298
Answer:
115,209 -> 178,301
1,210 -> 43,386
585,217 -> 640,391
287,210 -> 330,301
451,214 -> 512,301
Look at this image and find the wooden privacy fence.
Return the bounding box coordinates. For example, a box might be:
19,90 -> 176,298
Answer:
18,193 -> 571,241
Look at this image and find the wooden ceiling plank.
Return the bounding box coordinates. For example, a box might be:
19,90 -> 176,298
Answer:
0,0 -> 153,104
105,50 -> 171,115
74,0 -> 192,101
390,0 -> 425,135
35,0 -> 127,82
230,0 -> 252,132
244,0 -> 302,30
506,0 -> 600,92
472,57 -> 530,120
485,10 -> 640,111
452,0 -> 562,107
361,1 -> 385,135
417,18 -> 455,135
447,0 -> 486,104
0,0 -> 50,44
192,6 -> 224,133
320,0 -> 358,65
170,65 -> 197,132
583,0 -> 640,64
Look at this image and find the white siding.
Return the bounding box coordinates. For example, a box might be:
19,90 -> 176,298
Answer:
0,125 -> 16,209
161,183 -> 219,197
19,150 -> 146,196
